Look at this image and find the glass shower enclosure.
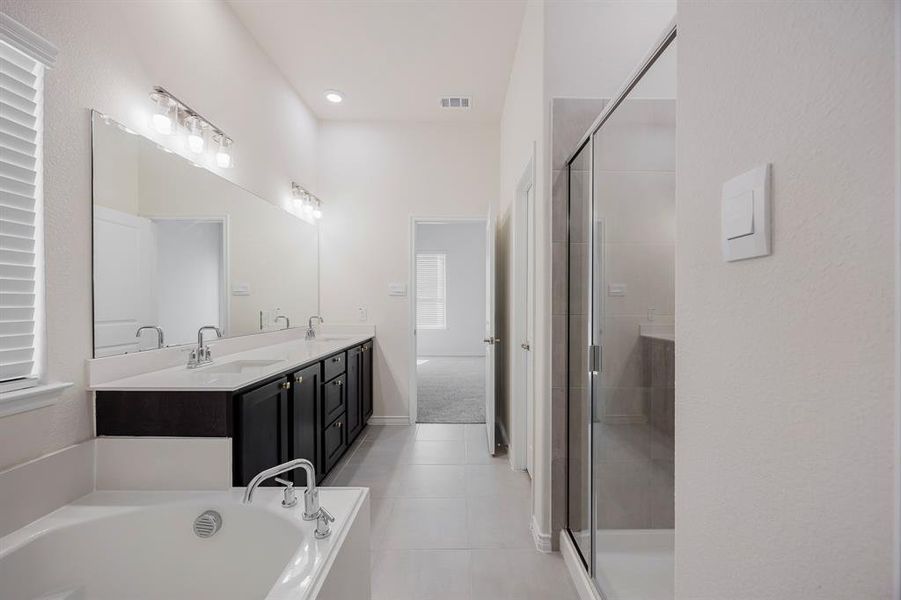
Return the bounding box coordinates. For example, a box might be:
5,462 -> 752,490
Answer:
566,25 -> 676,600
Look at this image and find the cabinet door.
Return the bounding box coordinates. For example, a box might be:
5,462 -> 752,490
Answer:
345,346 -> 363,443
288,363 -> 321,485
362,341 -> 373,419
323,413 -> 347,473
234,377 -> 288,486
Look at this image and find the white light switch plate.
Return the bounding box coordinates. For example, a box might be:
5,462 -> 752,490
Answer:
722,164 -> 771,262
388,283 -> 407,297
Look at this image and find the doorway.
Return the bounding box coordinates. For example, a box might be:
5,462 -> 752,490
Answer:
411,219 -> 489,424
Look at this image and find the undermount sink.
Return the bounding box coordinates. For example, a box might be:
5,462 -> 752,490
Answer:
199,359 -> 284,374
314,335 -> 354,342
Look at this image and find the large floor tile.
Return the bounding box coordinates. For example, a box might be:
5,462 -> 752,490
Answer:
466,494 -> 534,549
374,497 -> 468,549
371,549 -> 471,600
465,463 -> 531,497
382,464 -> 466,498
403,439 -> 466,464
470,549 -> 579,600
416,423 -> 466,441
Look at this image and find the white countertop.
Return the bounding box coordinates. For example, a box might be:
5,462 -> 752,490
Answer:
89,334 -> 372,392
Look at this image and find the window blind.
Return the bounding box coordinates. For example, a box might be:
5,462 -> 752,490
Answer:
0,40 -> 41,385
416,253 -> 447,330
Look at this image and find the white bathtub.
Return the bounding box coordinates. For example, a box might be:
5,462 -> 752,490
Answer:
0,488 -> 370,600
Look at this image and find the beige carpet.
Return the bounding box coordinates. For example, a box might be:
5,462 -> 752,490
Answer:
416,356 -> 486,423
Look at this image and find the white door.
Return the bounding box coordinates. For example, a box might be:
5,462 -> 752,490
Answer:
93,205 -> 156,356
484,212 -> 497,455
524,184 -> 535,474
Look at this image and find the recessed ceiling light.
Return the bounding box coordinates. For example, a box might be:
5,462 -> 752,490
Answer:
324,90 -> 344,104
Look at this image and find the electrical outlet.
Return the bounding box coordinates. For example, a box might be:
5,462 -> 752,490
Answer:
357,306 -> 368,322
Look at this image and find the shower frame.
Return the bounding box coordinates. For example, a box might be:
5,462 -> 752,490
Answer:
563,18 -> 677,594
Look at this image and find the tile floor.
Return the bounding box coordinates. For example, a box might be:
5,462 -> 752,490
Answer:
326,423 -> 579,600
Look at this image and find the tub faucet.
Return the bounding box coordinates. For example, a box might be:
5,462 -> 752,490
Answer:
243,459 -> 324,523
306,315 -> 324,340
135,325 -> 164,350
188,325 -> 222,368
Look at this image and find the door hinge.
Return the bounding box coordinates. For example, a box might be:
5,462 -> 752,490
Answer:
590,345 -> 602,373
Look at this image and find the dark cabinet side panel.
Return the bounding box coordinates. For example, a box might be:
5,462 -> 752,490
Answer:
362,341 -> 373,420
96,390 -> 231,437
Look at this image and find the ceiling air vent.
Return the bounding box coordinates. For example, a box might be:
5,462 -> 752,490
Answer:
440,96 -> 471,109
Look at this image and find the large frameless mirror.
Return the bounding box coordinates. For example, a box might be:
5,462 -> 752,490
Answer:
91,112 -> 319,357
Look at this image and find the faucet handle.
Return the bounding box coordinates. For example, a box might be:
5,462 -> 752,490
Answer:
275,477 -> 297,508
314,506 -> 335,539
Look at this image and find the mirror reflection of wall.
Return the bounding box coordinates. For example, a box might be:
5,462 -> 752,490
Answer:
91,112 -> 319,357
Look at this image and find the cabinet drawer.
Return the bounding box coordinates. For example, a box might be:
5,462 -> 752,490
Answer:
323,351 -> 346,381
322,374 -> 345,426
323,413 -> 346,472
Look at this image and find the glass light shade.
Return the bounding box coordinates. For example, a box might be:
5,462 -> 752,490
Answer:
152,96 -> 174,135
312,206 -> 323,219
186,119 -> 204,153
215,137 -> 232,168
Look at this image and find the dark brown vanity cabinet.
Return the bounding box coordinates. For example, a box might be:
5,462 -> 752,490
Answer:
95,338 -> 374,487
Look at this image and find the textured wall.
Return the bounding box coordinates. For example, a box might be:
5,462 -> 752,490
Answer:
317,121 -> 498,420
0,0 -> 319,470
675,1 -> 896,597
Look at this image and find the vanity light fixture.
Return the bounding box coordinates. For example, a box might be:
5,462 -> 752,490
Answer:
324,90 -> 343,104
291,182 -> 324,220
148,86 -> 233,167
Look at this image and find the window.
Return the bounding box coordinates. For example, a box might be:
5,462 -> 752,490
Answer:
0,16 -> 56,394
416,253 -> 446,330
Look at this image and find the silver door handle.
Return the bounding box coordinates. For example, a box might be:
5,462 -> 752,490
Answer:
483,336 -> 500,344
521,342 -> 530,351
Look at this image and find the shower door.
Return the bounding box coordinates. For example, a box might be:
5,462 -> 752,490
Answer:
566,24 -> 676,600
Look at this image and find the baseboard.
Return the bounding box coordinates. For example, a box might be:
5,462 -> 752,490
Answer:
561,530 -> 602,600
367,415 -> 412,426
530,514 -> 553,553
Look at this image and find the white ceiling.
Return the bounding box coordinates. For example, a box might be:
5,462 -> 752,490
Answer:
228,0 -> 526,123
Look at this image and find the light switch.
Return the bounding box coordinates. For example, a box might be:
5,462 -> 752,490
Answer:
722,164 -> 772,262
388,282 -> 407,297
723,190 -> 754,240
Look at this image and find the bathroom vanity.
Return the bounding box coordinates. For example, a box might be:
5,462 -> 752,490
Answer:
91,335 -> 374,485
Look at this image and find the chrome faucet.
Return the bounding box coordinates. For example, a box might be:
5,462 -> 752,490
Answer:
135,325 -> 164,350
187,325 -> 222,368
306,315 -> 324,340
243,459 -> 326,526
275,315 -> 290,330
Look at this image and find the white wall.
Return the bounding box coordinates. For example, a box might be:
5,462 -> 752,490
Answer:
415,222 -> 487,357
676,1 -> 897,598
318,121 -> 498,420
0,0 -> 319,471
